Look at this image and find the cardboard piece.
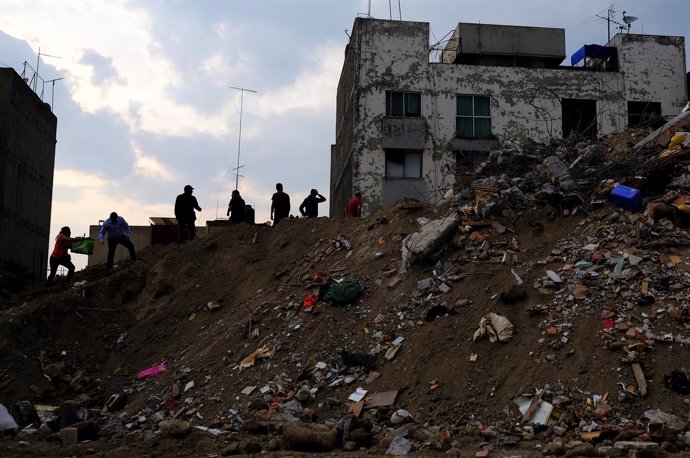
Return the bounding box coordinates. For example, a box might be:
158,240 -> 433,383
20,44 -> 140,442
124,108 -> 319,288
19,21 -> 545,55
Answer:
363,390 -> 398,409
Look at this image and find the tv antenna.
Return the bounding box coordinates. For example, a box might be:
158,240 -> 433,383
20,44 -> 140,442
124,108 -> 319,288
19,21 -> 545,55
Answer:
596,7 -> 638,42
228,86 -> 257,192
34,47 -> 60,92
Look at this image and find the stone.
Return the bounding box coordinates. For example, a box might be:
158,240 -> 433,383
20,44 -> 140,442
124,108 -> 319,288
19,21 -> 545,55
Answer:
344,440 -> 359,451
244,441 -> 262,453
158,419 -> 191,438
594,404 -> 611,419
613,441 -> 660,452
143,430 -> 159,444
39,423 -> 54,438
543,441 -> 565,455
401,213 -> 461,269
60,427 -> 79,445
553,426 -> 567,437
100,418 -> 124,438
386,436 -> 411,455
646,410 -> 686,433
281,400 -> 304,420
565,443 -> 595,457
267,438 -> 280,451
282,421 -> 337,452
595,445 -> 623,457
241,419 -> 269,434
476,450 -> 489,458
17,428 -> 39,439
349,427 -> 372,446
221,443 -> 240,456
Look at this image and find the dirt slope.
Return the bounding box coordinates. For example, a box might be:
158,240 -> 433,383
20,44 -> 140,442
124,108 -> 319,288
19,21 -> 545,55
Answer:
2,192 -> 690,456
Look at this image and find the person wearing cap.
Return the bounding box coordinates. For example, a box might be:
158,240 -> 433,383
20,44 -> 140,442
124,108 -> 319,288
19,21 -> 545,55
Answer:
46,226 -> 84,285
346,191 -> 363,217
175,185 -> 202,242
98,212 -> 137,269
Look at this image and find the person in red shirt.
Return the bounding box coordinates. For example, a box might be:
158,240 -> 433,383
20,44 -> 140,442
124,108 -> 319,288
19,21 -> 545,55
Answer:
346,191 -> 363,217
46,226 -> 83,285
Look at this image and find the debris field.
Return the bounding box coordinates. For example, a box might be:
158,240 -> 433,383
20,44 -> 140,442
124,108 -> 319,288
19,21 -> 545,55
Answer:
2,119 -> 690,457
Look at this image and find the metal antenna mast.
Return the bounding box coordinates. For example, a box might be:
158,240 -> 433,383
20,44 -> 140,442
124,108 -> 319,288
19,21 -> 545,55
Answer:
34,47 -> 60,92
228,86 -> 257,192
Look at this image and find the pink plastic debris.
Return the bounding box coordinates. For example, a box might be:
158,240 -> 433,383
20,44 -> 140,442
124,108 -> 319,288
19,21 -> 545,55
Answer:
137,363 -> 166,380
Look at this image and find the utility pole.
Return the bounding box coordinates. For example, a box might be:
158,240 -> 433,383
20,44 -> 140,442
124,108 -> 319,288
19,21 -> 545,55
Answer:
228,86 -> 257,192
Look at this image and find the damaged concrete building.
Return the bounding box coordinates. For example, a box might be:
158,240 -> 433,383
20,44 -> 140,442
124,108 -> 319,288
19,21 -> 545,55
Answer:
330,18 -> 687,217
0,68 -> 57,287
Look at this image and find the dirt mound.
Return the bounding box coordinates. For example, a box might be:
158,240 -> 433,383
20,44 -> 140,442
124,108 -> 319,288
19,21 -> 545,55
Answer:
3,133 -> 690,456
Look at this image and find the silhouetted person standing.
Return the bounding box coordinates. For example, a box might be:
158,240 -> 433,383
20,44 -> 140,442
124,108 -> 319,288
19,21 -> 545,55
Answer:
227,190 -> 246,224
299,189 -> 326,218
99,212 -> 137,269
175,185 -> 202,242
271,182 -> 290,225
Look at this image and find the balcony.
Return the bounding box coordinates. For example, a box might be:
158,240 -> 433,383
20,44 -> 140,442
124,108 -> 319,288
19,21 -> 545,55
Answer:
382,117 -> 426,150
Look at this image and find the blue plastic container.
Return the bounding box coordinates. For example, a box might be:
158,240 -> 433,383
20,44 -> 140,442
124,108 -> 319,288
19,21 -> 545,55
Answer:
611,185 -> 642,212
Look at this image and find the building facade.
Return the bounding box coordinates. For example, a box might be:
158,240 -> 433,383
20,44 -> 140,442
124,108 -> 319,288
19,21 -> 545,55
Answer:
0,68 -> 57,287
330,18 -> 687,217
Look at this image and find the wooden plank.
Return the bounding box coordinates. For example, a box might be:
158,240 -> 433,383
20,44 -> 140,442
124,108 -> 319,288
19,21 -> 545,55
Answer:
631,363 -> 648,398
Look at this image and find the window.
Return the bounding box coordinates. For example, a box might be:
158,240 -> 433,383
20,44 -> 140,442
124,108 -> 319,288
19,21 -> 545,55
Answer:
627,101 -> 662,128
386,91 -> 421,117
385,150 -> 422,178
562,98 -> 597,139
456,95 -> 491,139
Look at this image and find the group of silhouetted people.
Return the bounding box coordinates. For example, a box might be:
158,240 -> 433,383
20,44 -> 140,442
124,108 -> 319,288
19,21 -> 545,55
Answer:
48,183 -> 364,284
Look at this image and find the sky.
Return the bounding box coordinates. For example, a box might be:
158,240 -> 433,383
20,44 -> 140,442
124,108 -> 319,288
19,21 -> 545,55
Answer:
0,0 -> 688,270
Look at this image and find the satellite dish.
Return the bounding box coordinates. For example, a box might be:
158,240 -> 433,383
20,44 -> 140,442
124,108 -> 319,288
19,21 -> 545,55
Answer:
622,12 -> 638,25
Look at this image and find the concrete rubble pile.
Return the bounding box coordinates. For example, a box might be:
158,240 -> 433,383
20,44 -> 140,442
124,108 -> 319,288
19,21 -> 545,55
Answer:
3,122 -> 690,456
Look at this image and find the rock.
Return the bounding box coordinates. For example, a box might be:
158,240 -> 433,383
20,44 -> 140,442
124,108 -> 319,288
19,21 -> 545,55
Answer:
282,421 -> 337,452
248,398 -> 269,411
349,427 -> 372,447
496,434 -> 520,447
143,430 -> 159,444
681,431 -> 690,447
267,438 -> 280,451
543,441 -> 565,455
594,404 -> 611,419
43,362 -> 66,380
661,441 -> 677,453
386,436 -> 411,455
17,428 -> 39,439
221,442 -> 240,456
595,445 -> 623,457
241,420 -> 269,434
344,440 -> 359,451
158,419 -> 191,438
99,418 -> 124,438
553,426 -> 567,437
281,400 -> 304,420
613,441 -> 660,453
565,443 -> 595,457
60,427 -> 79,445
391,409 -> 413,425
39,423 -> 54,438
73,421 -> 99,442
244,441 -> 262,453
646,410 -> 686,433
476,450 -> 489,458
401,213 -> 461,269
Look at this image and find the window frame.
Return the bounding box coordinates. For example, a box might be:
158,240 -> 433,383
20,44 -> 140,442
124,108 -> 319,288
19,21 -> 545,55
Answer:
455,95 -> 492,139
385,150 -> 423,179
386,91 -> 422,118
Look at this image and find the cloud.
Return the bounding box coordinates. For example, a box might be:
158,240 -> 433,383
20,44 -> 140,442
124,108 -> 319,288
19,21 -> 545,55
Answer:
251,43 -> 342,116
54,168 -> 113,189
132,143 -> 175,181
79,49 -> 125,86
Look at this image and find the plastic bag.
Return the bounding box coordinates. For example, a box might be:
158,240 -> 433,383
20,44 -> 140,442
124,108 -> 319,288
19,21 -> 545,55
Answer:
71,237 -> 94,255
0,403 -> 18,433
320,279 -> 362,305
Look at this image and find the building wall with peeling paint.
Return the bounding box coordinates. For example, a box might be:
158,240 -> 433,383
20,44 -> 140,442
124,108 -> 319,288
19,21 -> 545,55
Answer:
331,18 -> 688,217
611,34 -> 687,114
